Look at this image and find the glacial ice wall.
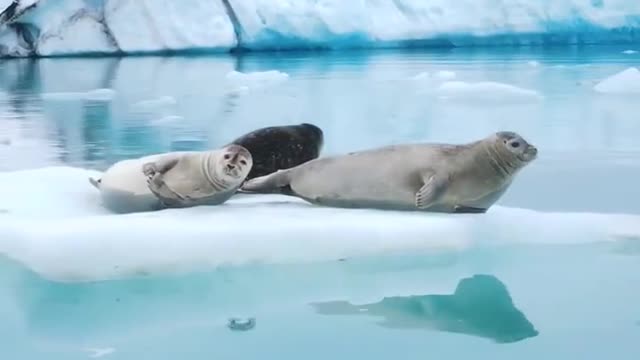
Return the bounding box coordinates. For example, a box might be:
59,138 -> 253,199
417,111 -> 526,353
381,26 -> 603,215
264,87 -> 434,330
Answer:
1,0 -> 640,57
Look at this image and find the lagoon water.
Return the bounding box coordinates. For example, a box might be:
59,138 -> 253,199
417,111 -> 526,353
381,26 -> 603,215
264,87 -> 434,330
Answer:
1,47 -> 640,359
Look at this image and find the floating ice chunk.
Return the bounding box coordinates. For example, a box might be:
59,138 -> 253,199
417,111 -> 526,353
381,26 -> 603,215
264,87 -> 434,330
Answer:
149,115 -> 184,126
411,72 -> 430,80
84,88 -> 117,101
411,71 -> 456,81
1,167 -> 639,282
527,61 -> 541,67
41,92 -> 86,101
42,89 -> 116,101
435,81 -> 542,103
228,86 -> 251,95
593,67 -> 640,94
434,70 -> 457,80
83,347 -> 116,358
132,96 -> 178,110
225,70 -> 289,88
622,50 -> 638,54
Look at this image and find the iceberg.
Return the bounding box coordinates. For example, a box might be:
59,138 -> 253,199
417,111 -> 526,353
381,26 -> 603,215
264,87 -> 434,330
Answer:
1,0 -> 640,57
435,81 -> 543,103
0,166 -> 638,283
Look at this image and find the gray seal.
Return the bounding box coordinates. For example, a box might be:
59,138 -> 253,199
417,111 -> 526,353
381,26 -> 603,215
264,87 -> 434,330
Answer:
241,132 -> 537,213
89,145 -> 252,213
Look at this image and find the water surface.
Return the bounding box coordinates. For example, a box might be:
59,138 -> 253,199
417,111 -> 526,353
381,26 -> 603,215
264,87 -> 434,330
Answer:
1,47 -> 639,359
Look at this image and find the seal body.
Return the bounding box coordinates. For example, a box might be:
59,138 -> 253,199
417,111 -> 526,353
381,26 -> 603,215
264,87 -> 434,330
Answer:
228,123 -> 323,180
91,145 -> 252,214
241,132 -> 537,213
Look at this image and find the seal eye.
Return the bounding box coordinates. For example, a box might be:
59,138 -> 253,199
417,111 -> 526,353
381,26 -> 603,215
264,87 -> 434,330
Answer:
511,141 -> 520,148
224,154 -> 231,160
240,160 -> 247,166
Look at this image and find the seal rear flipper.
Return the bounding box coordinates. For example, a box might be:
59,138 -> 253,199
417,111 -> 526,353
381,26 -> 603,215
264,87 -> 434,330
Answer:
453,206 -> 487,214
89,177 -> 101,189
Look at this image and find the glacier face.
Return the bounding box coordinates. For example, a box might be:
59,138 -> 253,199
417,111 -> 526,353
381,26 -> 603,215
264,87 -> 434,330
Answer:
1,0 -> 640,56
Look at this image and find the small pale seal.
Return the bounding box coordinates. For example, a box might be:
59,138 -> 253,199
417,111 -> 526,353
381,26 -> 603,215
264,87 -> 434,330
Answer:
90,145 -> 252,213
227,123 -> 323,181
241,132 -> 537,213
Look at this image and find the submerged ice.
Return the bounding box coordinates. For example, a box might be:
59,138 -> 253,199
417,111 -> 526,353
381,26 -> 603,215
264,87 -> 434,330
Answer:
2,0 -> 640,56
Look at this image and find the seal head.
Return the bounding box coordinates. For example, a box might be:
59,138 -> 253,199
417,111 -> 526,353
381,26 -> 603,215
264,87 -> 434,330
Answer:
206,144 -> 253,190
484,131 -> 537,177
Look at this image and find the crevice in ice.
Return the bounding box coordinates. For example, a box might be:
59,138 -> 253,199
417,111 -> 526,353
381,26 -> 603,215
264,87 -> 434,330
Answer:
221,0 -> 244,52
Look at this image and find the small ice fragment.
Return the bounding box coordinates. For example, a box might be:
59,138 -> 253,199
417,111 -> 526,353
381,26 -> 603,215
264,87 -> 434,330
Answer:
434,70 -> 456,80
150,115 -> 183,126
228,317 -> 256,331
132,96 -> 177,110
411,72 -> 430,80
42,92 -> 85,101
84,89 -> 116,101
436,81 -> 542,103
83,347 -> 115,358
225,70 -> 289,88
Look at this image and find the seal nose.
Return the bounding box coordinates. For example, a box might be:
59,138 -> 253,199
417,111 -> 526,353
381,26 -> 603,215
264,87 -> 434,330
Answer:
226,164 -> 236,171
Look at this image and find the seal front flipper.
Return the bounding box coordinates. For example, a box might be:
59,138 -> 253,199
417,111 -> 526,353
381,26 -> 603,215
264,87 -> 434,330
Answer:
415,171 -> 447,209
142,157 -> 179,177
147,173 -> 186,207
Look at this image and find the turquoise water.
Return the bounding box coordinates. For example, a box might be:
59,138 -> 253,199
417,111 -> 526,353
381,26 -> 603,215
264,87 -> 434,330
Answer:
1,47 -> 640,359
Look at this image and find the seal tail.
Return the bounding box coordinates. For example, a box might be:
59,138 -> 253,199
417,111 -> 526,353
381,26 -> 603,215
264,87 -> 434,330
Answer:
240,169 -> 293,195
89,177 -> 101,189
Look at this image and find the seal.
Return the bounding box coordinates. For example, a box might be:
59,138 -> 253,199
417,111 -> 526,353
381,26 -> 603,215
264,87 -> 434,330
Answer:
241,131 -> 537,213
89,145 -> 252,213
227,123 -> 324,181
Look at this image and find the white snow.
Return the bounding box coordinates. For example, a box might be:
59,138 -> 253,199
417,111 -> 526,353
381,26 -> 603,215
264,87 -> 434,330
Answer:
2,0 -> 640,56
131,96 -> 178,111
0,166 -> 638,283
435,81 -> 543,103
594,67 -> 640,94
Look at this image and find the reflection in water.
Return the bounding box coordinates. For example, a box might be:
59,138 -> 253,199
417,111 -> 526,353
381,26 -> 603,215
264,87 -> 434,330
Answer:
311,274 -> 538,343
82,100 -> 113,168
